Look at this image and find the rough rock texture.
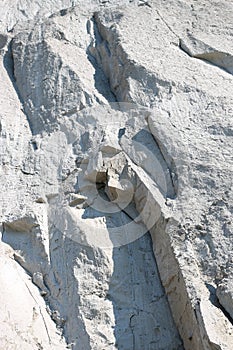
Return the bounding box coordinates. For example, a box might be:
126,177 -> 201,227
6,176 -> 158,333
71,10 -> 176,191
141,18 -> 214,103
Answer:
0,1 -> 233,349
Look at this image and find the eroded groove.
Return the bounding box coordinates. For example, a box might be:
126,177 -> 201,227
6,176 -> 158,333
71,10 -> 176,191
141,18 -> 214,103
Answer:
3,39 -> 26,107
147,120 -> 177,197
93,11 -> 171,103
86,15 -> 118,103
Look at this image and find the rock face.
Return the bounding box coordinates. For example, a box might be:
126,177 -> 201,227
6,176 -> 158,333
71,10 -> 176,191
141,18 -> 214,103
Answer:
0,1 -> 233,349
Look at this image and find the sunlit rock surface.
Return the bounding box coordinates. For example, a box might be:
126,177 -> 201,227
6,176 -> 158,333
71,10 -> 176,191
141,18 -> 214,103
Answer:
0,1 -> 233,349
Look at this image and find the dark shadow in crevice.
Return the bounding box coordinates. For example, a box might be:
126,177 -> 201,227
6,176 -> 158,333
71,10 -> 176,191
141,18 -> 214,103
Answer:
206,283 -> 220,307
131,129 -> 176,199
179,39 -> 233,77
3,40 -> 25,106
206,283 -> 233,325
86,16 -> 117,104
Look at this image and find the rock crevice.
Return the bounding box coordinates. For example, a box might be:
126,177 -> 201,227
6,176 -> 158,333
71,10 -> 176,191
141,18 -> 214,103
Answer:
1,1 -> 233,350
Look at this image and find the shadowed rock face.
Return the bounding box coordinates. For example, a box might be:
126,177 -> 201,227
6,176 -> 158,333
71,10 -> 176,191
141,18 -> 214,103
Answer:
1,1 -> 233,349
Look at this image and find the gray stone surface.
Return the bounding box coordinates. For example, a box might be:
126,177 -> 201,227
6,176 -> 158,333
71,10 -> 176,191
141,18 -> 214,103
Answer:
0,0 -> 233,349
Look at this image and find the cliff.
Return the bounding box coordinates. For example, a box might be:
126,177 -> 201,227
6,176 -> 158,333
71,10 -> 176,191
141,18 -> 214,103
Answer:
0,1 -> 233,349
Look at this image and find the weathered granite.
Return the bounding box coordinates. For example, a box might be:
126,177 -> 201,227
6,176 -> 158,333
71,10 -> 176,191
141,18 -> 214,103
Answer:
0,1 -> 233,349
